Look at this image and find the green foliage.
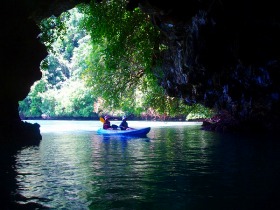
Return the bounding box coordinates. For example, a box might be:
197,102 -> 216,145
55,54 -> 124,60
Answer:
78,0 -> 213,120
39,15 -> 67,53
19,2 -> 213,121
186,104 -> 214,120
19,79 -> 46,117
80,0 -> 160,110
45,79 -> 95,117
19,8 -> 96,119
43,55 -> 69,89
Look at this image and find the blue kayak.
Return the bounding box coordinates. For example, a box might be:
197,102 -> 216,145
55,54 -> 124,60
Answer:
97,127 -> 151,137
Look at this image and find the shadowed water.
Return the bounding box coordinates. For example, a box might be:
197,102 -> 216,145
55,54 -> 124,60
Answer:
11,120 -> 280,209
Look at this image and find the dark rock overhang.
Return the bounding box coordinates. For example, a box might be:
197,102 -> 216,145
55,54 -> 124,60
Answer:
130,0 -> 280,132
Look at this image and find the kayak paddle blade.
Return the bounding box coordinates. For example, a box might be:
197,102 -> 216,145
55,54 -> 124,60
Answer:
100,117 -> 105,123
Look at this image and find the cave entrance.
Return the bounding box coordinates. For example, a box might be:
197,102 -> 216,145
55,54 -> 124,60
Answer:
19,7 -> 97,120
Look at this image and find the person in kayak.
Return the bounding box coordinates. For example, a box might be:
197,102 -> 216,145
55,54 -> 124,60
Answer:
103,115 -> 118,130
119,116 -> 131,130
103,115 -> 112,129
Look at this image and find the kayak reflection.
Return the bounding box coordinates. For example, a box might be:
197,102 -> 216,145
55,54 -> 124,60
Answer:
101,135 -> 150,156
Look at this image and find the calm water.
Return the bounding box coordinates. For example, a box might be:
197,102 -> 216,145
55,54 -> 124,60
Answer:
12,120 -> 280,209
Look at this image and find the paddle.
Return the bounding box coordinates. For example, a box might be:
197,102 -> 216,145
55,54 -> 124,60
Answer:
100,117 -> 105,123
100,116 -> 118,130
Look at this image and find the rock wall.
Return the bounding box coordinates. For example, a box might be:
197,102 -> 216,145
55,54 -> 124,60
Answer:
130,0 -> 280,132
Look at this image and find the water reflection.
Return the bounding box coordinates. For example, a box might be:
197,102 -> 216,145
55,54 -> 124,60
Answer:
101,135 -> 150,156
12,121 -> 280,209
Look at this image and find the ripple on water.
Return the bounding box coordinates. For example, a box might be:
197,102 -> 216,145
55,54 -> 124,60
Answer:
13,121 -> 280,209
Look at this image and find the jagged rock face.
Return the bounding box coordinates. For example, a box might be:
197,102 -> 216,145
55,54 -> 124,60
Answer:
131,0 -> 280,131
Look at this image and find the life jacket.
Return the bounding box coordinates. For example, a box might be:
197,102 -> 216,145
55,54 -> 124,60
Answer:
119,120 -> 128,130
103,120 -> 111,129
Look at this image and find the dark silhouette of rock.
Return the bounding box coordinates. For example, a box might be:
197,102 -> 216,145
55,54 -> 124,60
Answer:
132,0 -> 280,132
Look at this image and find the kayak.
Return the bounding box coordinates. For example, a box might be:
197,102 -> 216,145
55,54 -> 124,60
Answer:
97,127 -> 151,137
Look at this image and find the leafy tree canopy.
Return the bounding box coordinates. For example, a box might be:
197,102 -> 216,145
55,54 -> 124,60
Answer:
79,0 -> 161,109
19,1 -> 213,120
